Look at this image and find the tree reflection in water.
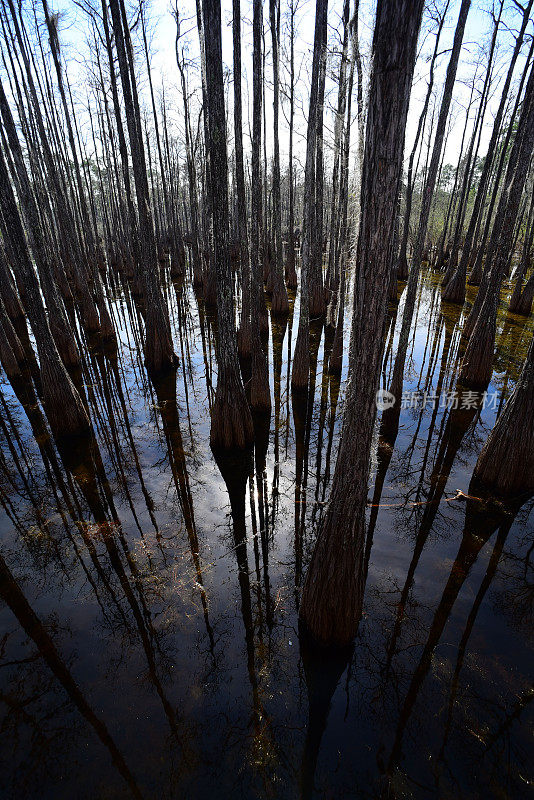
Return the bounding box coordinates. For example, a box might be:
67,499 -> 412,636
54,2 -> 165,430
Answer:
0,271 -> 532,798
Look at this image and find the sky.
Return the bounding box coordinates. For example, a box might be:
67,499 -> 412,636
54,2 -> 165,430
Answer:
4,0 -> 532,188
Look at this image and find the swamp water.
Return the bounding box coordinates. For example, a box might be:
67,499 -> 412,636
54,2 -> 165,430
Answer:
0,269 -> 532,799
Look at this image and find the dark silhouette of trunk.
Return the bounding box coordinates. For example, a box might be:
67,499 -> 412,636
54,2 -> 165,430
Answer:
299,0 -> 424,646
285,0 -> 298,291
108,0 -> 176,377
141,4 -> 185,278
232,0 -> 252,360
213,448 -> 273,762
462,0 -> 533,286
353,0 -> 364,181
324,0 -> 351,308
41,0 -> 115,343
0,141 -> 89,439
245,0 -> 271,410
416,0 -> 471,264
383,386 -> 481,675
328,253 -> 346,377
269,0 -> 289,316
397,1 -> 449,282
383,0 -> 471,413
460,63 -> 534,389
270,315 -> 287,523
174,14 -> 203,291
309,0 -> 327,320
440,78 -> 484,287
202,0 -> 254,448
0,296 -> 26,382
5,0 -> 101,338
99,0 -> 137,275
0,239 -> 41,393
438,521 -> 509,759
468,35 -> 534,288
386,494 -> 521,780
326,0 -> 358,336
443,74 -> 490,282
292,0 -> 328,392
299,634 -> 352,798
152,370 -> 215,645
443,2 -> 503,303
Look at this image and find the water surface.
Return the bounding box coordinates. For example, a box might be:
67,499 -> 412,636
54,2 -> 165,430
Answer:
0,269 -> 532,799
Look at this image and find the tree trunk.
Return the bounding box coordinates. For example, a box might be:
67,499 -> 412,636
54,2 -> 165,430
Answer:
460,62 -> 534,388
468,35 -> 534,287
412,0 -> 471,278
509,189 -> 534,312
292,0 -> 328,392
299,0 -> 424,646
108,0 -> 176,377
42,0 -> 115,344
0,145 -> 89,439
248,0 -> 271,411
269,0 -> 289,316
324,0 -> 350,307
0,106 -> 80,374
397,1 -> 448,282
461,0 -> 533,286
443,2 -> 503,303
513,269 -> 534,316
473,332 -> 534,497
309,1 -> 328,320
383,0 -> 471,412
232,0 -> 252,359
285,0 -> 298,291
174,12 -> 203,292
141,4 -> 185,278
7,0 -> 101,337
201,0 -> 255,448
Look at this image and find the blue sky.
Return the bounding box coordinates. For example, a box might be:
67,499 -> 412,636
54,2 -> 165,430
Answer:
4,0 -> 532,185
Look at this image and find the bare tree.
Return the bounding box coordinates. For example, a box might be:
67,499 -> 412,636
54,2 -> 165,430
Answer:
299,0 -> 425,646
473,332 -> 534,497
201,0 -> 254,449
108,0 -> 176,377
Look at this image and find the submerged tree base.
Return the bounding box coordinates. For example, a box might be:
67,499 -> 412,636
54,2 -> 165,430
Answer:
442,270 -> 466,305
210,373 -> 254,451
299,509 -> 365,647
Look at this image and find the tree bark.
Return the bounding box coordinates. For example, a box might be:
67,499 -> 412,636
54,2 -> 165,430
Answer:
383,0 -> 471,412
285,0 -> 298,291
509,189 -> 534,313
292,0 -> 328,392
108,0 -> 176,377
201,0 -> 255,448
299,0 -> 424,646
443,0 -> 506,303
269,0 -> 289,316
474,332 -> 534,497
248,0 -> 271,411
462,0 -> 534,286
468,33 -> 534,287
397,1 -> 449,282
233,0 -> 252,359
324,0 -> 351,308
0,144 -> 89,439
460,62 -> 534,389
174,12 -> 203,291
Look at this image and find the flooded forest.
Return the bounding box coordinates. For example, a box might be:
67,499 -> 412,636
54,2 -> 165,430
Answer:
0,0 -> 533,796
